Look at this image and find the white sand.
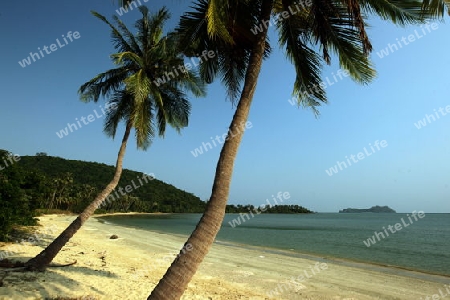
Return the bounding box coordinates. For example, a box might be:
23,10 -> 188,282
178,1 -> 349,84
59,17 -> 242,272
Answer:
0,214 -> 448,300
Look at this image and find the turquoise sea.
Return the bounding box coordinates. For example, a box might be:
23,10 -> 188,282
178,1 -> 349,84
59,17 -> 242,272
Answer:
99,213 -> 450,277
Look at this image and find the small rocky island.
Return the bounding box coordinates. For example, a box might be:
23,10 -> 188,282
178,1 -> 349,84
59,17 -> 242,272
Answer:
339,205 -> 396,213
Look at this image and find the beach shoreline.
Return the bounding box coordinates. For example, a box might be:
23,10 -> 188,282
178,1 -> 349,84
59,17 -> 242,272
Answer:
93,211 -> 171,218
96,212 -> 450,279
0,214 -> 448,300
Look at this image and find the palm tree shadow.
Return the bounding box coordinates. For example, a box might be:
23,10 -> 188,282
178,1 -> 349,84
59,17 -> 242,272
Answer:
0,258 -> 119,299
1,225 -> 119,298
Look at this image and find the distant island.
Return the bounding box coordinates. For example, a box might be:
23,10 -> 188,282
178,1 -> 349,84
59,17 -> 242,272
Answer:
339,205 -> 396,213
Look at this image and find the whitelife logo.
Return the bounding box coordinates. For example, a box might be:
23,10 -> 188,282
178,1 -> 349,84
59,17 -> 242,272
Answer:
153,51 -> 217,87
18,31 -> 81,68
250,0 -> 312,35
228,192 -> 291,228
101,173 -> 155,207
414,105 -> 450,129
288,68 -> 350,106
55,103 -> 118,139
325,140 -> 388,176
115,0 -> 150,16
0,154 -> 20,171
375,22 -> 439,59
190,121 -> 253,158
363,211 -> 425,247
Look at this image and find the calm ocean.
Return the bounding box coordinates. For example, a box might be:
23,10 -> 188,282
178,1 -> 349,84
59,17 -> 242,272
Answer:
99,213 -> 450,276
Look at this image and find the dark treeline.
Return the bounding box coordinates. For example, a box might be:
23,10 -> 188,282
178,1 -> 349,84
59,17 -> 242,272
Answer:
226,204 -> 313,214
0,150 -> 39,240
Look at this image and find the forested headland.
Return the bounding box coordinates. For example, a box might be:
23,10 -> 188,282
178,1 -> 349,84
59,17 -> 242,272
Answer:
0,149 -> 312,240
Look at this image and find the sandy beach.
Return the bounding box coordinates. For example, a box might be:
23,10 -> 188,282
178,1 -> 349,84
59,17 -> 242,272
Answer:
0,214 -> 448,300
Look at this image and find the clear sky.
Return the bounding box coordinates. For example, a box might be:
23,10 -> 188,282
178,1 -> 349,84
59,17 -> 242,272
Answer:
1,0 -> 449,213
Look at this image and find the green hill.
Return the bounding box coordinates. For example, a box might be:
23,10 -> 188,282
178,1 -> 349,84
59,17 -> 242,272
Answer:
17,155 -> 206,213
1,149 -> 313,240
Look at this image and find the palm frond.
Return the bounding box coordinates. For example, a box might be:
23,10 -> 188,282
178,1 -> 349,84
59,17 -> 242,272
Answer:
158,86 -> 191,133
171,66 -> 207,98
81,7 -> 206,150
124,69 -> 152,106
132,94 -> 154,150
112,51 -> 144,67
342,0 -> 372,54
91,11 -> 135,53
420,0 -> 450,17
206,0 -> 234,43
306,1 -> 375,83
276,8 -> 325,116
112,15 -> 142,56
79,67 -> 130,102
147,6 -> 171,47
361,0 -> 437,23
103,90 -> 134,138
176,0 -> 271,102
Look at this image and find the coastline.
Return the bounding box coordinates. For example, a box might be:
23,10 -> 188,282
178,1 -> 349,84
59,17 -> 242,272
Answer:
93,211 -> 171,218
97,212 -> 450,278
0,214 -> 448,300
214,239 -> 450,281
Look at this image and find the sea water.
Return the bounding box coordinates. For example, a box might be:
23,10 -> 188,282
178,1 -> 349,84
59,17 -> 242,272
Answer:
99,213 -> 450,276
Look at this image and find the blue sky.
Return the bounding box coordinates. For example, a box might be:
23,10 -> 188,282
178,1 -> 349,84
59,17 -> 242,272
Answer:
1,0 -> 449,213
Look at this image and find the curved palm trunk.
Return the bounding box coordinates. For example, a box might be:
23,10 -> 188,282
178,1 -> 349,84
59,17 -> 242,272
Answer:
25,121 -> 133,271
147,1 -> 273,299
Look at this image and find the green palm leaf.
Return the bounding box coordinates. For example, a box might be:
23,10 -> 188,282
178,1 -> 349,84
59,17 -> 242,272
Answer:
80,6 -> 206,150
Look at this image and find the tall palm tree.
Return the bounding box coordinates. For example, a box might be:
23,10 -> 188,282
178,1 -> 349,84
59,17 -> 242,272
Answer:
146,0 -> 447,298
24,6 -> 205,271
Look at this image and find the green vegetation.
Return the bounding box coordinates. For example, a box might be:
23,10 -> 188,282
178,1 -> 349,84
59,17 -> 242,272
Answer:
0,150 -> 39,241
0,150 -> 202,241
339,205 -> 396,213
17,154 -> 207,214
0,150 -> 314,241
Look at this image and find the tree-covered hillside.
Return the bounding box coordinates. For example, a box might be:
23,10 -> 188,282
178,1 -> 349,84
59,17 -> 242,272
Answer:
0,149 -> 313,240
17,155 -> 207,214
0,150 -> 39,240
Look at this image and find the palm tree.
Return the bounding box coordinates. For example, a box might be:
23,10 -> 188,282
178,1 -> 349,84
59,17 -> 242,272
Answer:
24,6 -> 205,271
48,172 -> 74,210
146,0 -> 447,298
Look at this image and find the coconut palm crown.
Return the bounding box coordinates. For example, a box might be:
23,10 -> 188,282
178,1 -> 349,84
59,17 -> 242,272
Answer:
80,6 -> 205,148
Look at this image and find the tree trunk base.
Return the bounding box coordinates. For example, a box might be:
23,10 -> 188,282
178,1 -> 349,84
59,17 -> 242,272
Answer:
0,259 -> 77,272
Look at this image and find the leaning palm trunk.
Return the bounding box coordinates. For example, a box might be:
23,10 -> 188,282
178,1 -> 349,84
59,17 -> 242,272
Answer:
25,121 -> 133,271
147,1 -> 273,299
